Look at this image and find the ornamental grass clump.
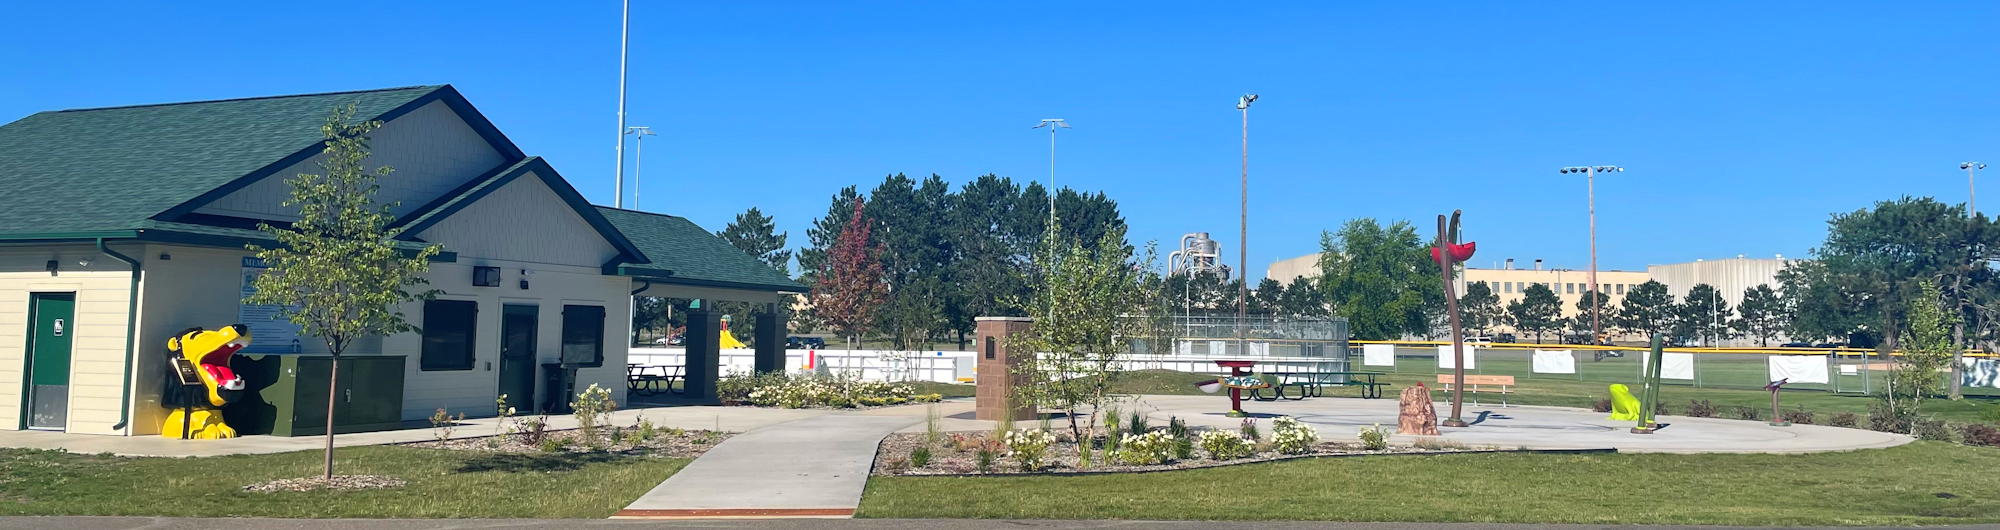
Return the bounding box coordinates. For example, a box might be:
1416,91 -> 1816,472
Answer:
1001,428 -> 1055,471
1115,431 -> 1175,465
1198,430 -> 1251,460
1270,416 -> 1319,454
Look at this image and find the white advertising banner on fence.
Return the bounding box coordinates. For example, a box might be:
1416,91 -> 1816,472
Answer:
1767,355 -> 1830,385
1362,344 -> 1396,367
1964,359 -> 2000,388
1531,350 -> 1575,374
1436,345 -> 1477,370
1661,352 -> 1695,381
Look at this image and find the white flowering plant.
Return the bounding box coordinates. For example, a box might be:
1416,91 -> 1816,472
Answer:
1000,428 -> 1056,471
1271,416 -> 1319,454
1115,430 -> 1176,465
1357,423 -> 1390,451
1198,429 -> 1252,460
730,371 -> 942,409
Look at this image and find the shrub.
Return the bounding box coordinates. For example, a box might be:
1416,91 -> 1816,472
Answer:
429,408 -> 463,444
637,417 -> 657,441
909,446 -> 932,467
571,383 -> 618,446
882,456 -> 911,474
539,436 -> 571,453
1828,412 -> 1858,428
1654,402 -> 1671,416
1357,423 -> 1390,451
1913,419 -> 1952,441
1592,399 -> 1613,413
1731,406 -> 1760,421
1239,418 -> 1261,441
1781,406 -> 1815,425
1867,402 -> 1911,433
1115,431 -> 1176,465
725,371 -> 920,409
1000,429 -> 1055,471
1957,424 -> 2000,447
1270,417 -> 1320,454
1199,430 -> 1252,460
513,416 -> 549,446
1685,400 -> 1717,418
1129,411 -> 1150,434
1167,416 -> 1194,460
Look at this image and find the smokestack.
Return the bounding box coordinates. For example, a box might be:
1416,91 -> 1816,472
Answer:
1505,258 -> 1514,270
1534,259 -> 1543,271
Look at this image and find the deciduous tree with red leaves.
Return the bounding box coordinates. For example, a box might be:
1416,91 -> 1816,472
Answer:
811,199 -> 888,350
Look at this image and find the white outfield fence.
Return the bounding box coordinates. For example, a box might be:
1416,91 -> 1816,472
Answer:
627,347 -> 1351,384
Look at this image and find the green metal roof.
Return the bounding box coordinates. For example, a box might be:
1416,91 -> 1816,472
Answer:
596,206 -> 804,293
0,85 -> 448,235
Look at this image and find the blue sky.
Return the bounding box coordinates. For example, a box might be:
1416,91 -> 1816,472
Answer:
4,2 -> 1995,281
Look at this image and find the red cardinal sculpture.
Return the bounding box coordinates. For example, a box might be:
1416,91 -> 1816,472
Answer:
1430,241 -> 1476,263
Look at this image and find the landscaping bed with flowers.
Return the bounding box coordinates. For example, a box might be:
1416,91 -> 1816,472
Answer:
873,413 -> 1504,476
718,371 -> 945,409
405,384 -> 732,458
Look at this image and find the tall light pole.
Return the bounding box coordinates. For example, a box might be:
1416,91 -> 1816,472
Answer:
1954,162 -> 1986,399
1031,119 -> 1069,227
613,0 -> 632,208
626,126 -> 656,209
1560,165 -> 1621,344
1236,94 -> 1257,348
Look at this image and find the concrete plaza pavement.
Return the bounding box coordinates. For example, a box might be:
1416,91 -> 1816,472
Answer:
906,394 -> 1913,454
12,517 -> 1998,530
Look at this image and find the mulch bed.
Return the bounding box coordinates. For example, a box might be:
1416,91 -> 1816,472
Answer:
873,431 -> 1532,476
244,475 -> 407,492
404,425 -> 732,458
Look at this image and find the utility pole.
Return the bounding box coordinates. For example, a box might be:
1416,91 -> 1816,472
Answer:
1954,162 -> 1986,399
1031,119 -> 1069,229
1561,165 -> 1621,343
1237,94 -> 1257,351
626,126 -> 656,209
613,0 -> 632,208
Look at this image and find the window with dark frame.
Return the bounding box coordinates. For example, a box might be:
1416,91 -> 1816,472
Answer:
561,305 -> 605,367
421,300 -> 478,371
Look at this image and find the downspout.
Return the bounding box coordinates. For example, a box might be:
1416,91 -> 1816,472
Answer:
99,238 -> 141,432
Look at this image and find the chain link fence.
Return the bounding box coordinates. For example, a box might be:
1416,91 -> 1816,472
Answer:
1360,344 -> 2000,397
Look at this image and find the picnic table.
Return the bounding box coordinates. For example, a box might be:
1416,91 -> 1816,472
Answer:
1251,371 -> 1391,401
627,364 -> 684,396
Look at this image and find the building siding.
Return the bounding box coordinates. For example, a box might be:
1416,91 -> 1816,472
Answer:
193,100 -> 506,221
0,245 -> 138,434
415,172 -> 622,269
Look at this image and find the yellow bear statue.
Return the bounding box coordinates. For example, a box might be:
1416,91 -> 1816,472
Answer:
161,325 -> 251,439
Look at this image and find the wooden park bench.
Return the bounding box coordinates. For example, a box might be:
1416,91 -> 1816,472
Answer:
1434,374 -> 1515,407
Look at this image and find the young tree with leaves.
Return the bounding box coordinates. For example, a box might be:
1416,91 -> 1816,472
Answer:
1734,284 -> 1786,346
810,200 -> 888,350
244,106 -> 440,480
1881,281 -> 1955,433
1506,283 -> 1562,343
1010,222 -> 1160,454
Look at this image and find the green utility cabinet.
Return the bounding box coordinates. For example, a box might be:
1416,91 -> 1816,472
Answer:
225,354 -> 407,436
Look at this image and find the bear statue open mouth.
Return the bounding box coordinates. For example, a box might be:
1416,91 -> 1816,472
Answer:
200,338 -> 248,391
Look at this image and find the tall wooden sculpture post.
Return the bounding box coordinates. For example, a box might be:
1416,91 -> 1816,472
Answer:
1433,211 -> 1476,428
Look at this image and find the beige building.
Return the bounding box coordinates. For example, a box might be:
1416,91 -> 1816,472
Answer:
1267,253 -> 1647,340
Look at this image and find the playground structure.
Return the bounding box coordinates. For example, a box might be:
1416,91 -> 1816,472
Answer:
160,325 -> 252,439
1432,209 -> 1476,428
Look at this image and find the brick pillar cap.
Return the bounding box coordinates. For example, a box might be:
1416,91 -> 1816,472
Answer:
975,316 -> 1036,322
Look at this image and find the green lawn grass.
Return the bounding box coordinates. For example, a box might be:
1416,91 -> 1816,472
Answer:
859,442 -> 2000,525
0,446 -> 686,518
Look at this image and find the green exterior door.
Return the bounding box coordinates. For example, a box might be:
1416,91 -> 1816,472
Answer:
23,293 -> 75,430
499,305 -> 538,413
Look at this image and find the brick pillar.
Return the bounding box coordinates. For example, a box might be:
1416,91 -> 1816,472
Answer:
975,317 -> 1036,422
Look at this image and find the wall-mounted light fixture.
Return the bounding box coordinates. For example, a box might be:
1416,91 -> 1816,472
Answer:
45,260 -> 58,276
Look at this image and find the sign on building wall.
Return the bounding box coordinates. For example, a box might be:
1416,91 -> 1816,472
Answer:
239,257 -> 304,354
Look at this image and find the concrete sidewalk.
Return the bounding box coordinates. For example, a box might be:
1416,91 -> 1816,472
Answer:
614,411 -> 925,519
0,405 -> 829,457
